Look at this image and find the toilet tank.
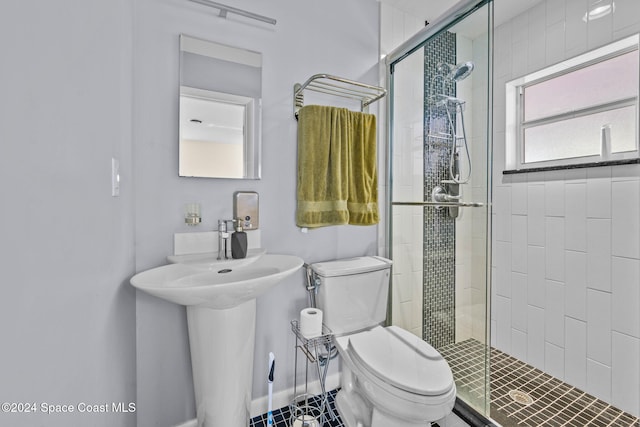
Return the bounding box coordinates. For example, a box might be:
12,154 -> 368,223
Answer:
311,256 -> 392,335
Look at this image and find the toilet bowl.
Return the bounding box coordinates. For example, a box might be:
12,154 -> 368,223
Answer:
310,256 -> 457,427
334,326 -> 456,427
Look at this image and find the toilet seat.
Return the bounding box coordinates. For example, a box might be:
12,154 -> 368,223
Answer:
346,326 -> 454,396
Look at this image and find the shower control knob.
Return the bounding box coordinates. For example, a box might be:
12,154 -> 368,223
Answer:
431,186 -> 461,206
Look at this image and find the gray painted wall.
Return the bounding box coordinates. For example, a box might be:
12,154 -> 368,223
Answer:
133,0 -> 381,426
0,0 -> 380,426
0,1 -> 136,426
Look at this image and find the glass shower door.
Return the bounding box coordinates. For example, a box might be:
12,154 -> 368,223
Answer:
387,0 -> 492,417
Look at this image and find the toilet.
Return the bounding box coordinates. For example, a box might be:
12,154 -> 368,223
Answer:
310,256 -> 456,427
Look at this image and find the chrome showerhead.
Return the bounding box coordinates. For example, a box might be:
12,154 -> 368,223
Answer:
437,61 -> 475,82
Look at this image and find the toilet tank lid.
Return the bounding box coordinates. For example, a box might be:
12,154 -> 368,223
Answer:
310,256 -> 392,278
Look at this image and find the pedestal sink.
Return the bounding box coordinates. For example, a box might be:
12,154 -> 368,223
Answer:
130,250 -> 303,427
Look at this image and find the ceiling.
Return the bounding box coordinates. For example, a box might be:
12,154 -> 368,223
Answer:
380,0 -> 545,36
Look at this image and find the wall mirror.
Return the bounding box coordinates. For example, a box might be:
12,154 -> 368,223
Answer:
179,34 -> 262,179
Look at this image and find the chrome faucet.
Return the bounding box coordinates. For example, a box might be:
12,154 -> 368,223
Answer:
217,219 -> 235,260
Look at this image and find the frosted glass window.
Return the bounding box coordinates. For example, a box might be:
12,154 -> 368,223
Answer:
524,105 -> 637,163
505,34 -> 640,170
524,51 -> 639,122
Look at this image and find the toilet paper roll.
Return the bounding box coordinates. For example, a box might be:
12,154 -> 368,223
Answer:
292,415 -> 319,427
299,308 -> 323,339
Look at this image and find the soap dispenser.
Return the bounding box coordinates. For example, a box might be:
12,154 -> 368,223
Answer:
231,218 -> 248,259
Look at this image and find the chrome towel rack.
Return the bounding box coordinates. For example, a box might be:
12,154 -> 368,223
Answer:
392,201 -> 485,208
294,74 -> 386,119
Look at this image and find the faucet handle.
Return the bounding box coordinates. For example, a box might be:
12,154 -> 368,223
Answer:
217,219 -> 237,231
217,219 -> 236,260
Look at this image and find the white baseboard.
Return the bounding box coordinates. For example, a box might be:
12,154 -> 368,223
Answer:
172,372 -> 341,427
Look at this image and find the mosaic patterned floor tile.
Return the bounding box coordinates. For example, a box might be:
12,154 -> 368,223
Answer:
250,388 -> 446,427
250,389 -> 345,427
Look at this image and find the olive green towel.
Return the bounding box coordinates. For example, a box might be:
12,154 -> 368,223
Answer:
296,105 -> 378,228
347,109 -> 378,225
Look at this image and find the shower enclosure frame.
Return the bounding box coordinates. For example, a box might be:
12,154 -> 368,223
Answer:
384,0 -> 494,418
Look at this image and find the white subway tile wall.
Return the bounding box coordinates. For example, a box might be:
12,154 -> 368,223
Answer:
382,2 -> 425,338
492,0 -> 640,417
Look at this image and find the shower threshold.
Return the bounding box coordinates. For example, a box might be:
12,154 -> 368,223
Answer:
440,339 -> 640,427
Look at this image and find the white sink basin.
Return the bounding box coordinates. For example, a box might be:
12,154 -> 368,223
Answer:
130,252 -> 303,309
131,249 -> 304,427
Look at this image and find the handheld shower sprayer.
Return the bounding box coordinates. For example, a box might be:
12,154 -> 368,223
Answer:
444,100 -> 472,184
429,60 -> 475,185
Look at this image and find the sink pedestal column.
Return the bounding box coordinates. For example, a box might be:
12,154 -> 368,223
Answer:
186,299 -> 256,427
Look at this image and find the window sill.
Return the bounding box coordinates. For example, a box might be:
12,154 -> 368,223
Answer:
503,158 -> 640,175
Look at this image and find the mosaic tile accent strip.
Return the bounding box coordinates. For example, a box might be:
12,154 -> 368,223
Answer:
440,339 -> 640,427
423,30 -> 458,350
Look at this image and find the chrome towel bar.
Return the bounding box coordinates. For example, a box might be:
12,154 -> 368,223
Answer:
392,201 -> 485,208
294,74 -> 386,119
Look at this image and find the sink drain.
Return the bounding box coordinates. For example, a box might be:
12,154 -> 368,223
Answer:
508,390 -> 534,406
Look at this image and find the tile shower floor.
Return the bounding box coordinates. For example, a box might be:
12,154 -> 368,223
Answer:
440,339 -> 640,427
